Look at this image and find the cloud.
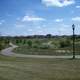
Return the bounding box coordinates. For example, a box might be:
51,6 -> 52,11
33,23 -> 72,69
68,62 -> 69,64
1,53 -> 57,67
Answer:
55,19 -> 63,22
72,17 -> 80,21
76,6 -> 80,8
42,0 -> 75,7
22,15 -> 45,22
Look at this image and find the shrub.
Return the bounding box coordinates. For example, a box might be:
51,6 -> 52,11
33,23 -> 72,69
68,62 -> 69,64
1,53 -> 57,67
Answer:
33,44 -> 39,48
23,40 -> 26,44
51,41 -> 60,48
59,39 -> 71,48
34,40 -> 41,45
27,40 -> 32,48
0,44 -> 4,51
16,40 -> 19,44
40,43 -> 50,49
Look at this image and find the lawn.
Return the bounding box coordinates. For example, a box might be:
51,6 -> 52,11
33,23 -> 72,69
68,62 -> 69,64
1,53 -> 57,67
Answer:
0,55 -> 80,80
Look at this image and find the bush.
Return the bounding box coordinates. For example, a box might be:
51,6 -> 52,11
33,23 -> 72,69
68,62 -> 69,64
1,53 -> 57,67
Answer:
23,40 -> 26,44
5,40 -> 9,44
27,40 -> 32,48
51,41 -> 60,49
40,44 -> 50,49
16,40 -> 19,44
59,39 -> 71,48
0,44 -> 4,51
33,44 -> 39,48
34,40 -> 41,45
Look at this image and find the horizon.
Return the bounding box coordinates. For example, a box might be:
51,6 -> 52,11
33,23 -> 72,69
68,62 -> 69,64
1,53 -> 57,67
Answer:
0,0 -> 80,36
0,34 -> 80,37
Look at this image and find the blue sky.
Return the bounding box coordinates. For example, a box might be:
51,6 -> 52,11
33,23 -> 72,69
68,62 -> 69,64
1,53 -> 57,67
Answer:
0,0 -> 80,36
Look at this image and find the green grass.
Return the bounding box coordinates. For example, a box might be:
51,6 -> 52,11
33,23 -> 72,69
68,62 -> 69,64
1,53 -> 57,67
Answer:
0,54 -> 17,61
0,55 -> 80,80
13,37 -> 80,56
13,45 -> 80,55
12,38 -> 80,55
0,77 -> 9,80
0,42 -> 10,51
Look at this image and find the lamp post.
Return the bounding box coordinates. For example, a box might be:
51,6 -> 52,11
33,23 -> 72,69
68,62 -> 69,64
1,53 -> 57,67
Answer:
72,24 -> 75,59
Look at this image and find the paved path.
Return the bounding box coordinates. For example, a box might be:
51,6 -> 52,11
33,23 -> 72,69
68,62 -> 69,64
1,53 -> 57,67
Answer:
14,54 -> 80,59
1,43 -> 80,58
1,43 -> 18,56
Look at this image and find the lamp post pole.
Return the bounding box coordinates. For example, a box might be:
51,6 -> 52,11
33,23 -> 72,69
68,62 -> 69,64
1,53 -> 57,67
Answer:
72,24 -> 75,59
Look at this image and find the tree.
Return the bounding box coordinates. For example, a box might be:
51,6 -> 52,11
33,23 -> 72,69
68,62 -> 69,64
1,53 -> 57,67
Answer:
23,40 -> 26,44
16,40 -> 19,44
46,34 -> 52,38
0,44 -> 4,51
27,40 -> 32,48
59,39 -> 71,48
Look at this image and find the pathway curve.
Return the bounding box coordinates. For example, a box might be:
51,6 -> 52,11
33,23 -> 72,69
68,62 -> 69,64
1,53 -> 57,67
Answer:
1,43 -> 18,56
1,43 -> 80,58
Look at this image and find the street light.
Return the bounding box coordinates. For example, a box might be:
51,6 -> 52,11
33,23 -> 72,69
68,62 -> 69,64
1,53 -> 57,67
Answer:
72,24 -> 75,59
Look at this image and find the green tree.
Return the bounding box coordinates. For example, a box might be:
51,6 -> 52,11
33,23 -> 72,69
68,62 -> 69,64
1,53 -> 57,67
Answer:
23,40 -> 26,44
46,34 -> 52,38
16,40 -> 19,44
59,39 -> 71,48
27,40 -> 32,48
0,44 -> 4,51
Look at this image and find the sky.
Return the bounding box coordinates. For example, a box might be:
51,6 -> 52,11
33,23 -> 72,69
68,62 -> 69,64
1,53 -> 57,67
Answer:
0,0 -> 80,36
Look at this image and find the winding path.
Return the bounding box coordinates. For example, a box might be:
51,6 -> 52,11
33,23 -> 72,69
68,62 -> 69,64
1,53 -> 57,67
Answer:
1,43 -> 18,56
1,43 -> 80,58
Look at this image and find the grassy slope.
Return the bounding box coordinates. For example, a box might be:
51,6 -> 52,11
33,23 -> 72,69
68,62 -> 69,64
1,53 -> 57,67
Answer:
13,39 -> 80,55
0,55 -> 80,80
13,43 -> 80,55
13,45 -> 80,55
13,47 -> 71,55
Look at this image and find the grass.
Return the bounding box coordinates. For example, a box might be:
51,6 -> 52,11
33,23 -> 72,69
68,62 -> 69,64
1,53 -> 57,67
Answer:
0,55 -> 80,80
13,39 -> 80,55
13,38 -> 80,55
13,45 -> 80,55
